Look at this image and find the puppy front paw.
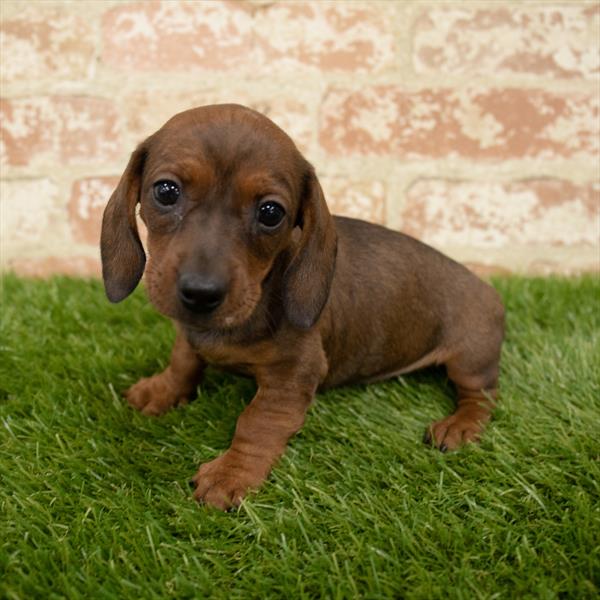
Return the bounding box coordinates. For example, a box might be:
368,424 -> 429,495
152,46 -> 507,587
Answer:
125,373 -> 194,416
190,450 -> 271,510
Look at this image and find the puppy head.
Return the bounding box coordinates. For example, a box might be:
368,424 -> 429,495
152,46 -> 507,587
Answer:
100,104 -> 336,331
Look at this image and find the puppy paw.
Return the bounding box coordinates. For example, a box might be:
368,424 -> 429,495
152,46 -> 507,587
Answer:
190,450 -> 270,511
125,373 -> 193,416
424,414 -> 484,452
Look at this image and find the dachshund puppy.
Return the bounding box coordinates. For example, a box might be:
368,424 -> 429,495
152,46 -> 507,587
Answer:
101,104 -> 504,510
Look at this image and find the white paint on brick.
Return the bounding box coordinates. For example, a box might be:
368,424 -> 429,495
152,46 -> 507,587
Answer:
414,5 -> 599,79
349,89 -> 395,144
1,101 -> 40,139
113,11 -> 155,42
75,179 -> 114,221
0,178 -> 58,244
457,95 -> 504,149
542,97 -> 600,156
0,35 -> 40,80
255,3 -> 395,72
406,181 -> 598,248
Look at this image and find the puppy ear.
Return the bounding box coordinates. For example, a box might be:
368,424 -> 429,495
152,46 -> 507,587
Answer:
100,145 -> 147,302
283,166 -> 337,329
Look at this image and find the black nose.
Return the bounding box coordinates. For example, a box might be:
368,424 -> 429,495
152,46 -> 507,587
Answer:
177,273 -> 227,313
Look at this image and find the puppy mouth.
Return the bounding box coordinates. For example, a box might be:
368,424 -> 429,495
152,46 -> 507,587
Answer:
176,261 -> 273,332
146,258 -> 266,332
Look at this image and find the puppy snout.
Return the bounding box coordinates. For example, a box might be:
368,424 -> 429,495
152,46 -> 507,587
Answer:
178,273 -> 227,314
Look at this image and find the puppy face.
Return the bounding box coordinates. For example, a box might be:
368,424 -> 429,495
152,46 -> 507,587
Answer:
101,104 -> 337,331
140,108 -> 306,330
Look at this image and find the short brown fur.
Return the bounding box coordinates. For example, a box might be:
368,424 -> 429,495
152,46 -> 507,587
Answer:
101,104 -> 505,510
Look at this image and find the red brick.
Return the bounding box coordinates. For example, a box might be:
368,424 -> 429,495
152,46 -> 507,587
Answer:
0,98 -> 52,166
69,177 -> 120,245
255,3 -> 395,73
402,179 -> 599,248
102,1 -> 254,71
0,8 -> 95,83
413,5 -> 600,79
319,87 -> 599,160
0,96 -> 121,167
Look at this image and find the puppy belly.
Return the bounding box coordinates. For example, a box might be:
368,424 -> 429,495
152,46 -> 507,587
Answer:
327,346 -> 450,388
364,348 -> 449,383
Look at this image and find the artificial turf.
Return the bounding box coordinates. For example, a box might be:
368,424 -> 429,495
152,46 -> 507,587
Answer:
0,274 -> 598,599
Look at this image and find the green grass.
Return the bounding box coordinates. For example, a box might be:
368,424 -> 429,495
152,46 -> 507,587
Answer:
1,274 -> 599,599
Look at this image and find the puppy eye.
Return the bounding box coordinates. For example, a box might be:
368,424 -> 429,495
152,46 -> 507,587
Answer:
153,180 -> 180,207
257,201 -> 286,229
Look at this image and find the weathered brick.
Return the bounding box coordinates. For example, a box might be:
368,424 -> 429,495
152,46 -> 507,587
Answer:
0,178 -> 60,247
0,7 -> 95,83
9,256 -> 101,278
102,1 -> 255,71
0,96 -> 121,167
464,263 -> 513,278
248,98 -> 315,157
69,177 -> 120,245
321,177 -> 386,224
0,177 -> 90,275
401,179 -> 599,248
55,97 -> 121,165
123,91 -> 315,156
320,87 -> 599,160
414,5 -> 600,79
123,92 -> 211,141
255,2 -> 395,73
0,98 -> 52,166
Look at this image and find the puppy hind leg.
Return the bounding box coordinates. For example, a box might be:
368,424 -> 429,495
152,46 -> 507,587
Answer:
425,352 -> 500,452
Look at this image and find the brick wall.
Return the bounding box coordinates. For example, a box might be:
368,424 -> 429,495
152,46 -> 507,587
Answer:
1,0 -> 598,277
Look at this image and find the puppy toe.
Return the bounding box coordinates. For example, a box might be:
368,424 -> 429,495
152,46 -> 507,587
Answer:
125,374 -> 192,416
427,415 -> 484,451
125,380 -> 149,410
461,427 -> 481,445
203,486 -> 236,511
191,450 -> 267,510
438,427 -> 463,451
140,402 -> 165,416
428,419 -> 451,450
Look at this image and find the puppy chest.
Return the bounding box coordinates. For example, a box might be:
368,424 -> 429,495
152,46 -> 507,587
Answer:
191,339 -> 267,377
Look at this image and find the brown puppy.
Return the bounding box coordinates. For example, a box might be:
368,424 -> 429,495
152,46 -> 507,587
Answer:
101,104 -> 504,510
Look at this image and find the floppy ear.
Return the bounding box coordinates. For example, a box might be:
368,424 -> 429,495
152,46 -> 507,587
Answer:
100,145 -> 147,303
283,166 -> 337,329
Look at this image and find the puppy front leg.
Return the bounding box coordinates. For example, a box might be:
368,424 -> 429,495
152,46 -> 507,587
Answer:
126,328 -> 204,416
191,371 -> 316,510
